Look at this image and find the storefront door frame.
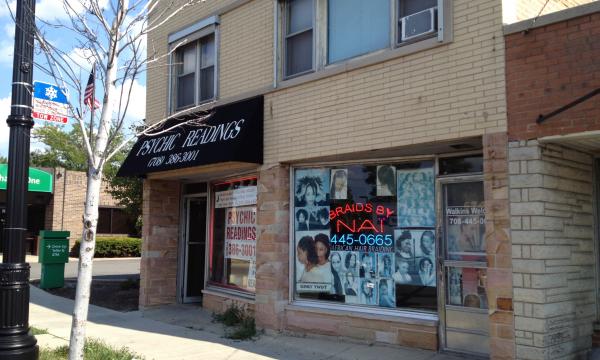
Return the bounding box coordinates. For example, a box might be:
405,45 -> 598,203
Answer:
436,174 -> 489,357
179,192 -> 210,303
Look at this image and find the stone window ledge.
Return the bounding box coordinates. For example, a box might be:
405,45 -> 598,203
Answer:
285,302 -> 438,327
202,287 -> 255,303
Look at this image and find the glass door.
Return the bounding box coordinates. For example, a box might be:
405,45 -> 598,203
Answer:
182,196 -> 207,303
438,178 -> 490,356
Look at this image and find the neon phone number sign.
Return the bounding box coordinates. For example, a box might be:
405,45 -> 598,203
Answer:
329,202 -> 395,252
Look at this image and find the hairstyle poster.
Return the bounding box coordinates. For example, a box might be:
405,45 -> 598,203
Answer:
295,206 -> 330,231
396,167 -> 435,227
330,168 -> 348,200
295,230 -> 333,293
447,267 -> 488,309
392,229 -> 435,287
295,168 -> 330,207
376,165 -> 396,197
343,269 -> 359,303
378,278 -> 395,308
359,278 -> 378,305
332,250 -> 360,300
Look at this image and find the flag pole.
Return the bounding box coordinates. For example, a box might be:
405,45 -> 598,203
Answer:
88,64 -> 95,149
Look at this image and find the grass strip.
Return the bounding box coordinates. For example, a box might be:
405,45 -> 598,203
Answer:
40,338 -> 143,360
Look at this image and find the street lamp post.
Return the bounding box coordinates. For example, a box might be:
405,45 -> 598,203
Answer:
0,0 -> 39,358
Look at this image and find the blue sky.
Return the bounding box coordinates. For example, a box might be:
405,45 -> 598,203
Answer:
0,0 -> 147,158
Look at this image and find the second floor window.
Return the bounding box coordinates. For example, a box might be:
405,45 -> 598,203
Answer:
328,0 -> 390,63
282,0 -> 443,79
285,0 -> 314,77
174,33 -> 216,110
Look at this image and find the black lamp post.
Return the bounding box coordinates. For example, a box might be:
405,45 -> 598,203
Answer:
0,0 -> 39,358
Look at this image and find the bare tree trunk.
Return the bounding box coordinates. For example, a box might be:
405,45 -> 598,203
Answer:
68,7 -> 121,357
68,166 -> 102,359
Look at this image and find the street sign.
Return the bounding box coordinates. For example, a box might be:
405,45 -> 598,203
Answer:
32,81 -> 69,124
0,164 -> 53,193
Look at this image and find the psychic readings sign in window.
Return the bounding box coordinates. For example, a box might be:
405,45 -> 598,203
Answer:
210,178 -> 257,292
293,162 -> 437,311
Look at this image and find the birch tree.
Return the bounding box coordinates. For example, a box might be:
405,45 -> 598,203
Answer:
21,0 -> 211,358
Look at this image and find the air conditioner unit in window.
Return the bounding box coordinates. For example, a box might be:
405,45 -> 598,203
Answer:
401,7 -> 437,42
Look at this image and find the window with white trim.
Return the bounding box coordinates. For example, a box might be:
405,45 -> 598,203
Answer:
169,17 -> 218,112
284,0 -> 314,77
281,0 -> 446,78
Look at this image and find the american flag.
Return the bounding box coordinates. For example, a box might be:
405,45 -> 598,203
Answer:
84,66 -> 100,109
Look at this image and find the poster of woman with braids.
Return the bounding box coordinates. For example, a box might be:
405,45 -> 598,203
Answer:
294,169 -> 330,207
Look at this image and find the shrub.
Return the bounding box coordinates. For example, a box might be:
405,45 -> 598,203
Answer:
227,316 -> 256,340
212,304 -> 257,340
70,237 -> 141,258
212,305 -> 244,327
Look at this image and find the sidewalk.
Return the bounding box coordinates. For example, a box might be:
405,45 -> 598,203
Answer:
29,287 -> 464,360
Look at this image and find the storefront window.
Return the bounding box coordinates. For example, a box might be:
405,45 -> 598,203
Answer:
444,182 -> 486,262
209,177 -> 257,293
293,162 -> 437,311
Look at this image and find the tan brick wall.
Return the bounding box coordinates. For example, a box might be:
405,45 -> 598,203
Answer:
255,164 -> 290,330
509,141 -> 595,359
148,0 -> 509,165
263,0 -> 507,165
146,0 -> 273,125
139,179 -> 181,307
219,0 -> 273,99
45,168 -> 121,247
203,292 -> 255,315
285,308 -> 438,350
483,133 -> 515,359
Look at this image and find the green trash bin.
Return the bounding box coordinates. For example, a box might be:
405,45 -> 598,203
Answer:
38,230 -> 70,289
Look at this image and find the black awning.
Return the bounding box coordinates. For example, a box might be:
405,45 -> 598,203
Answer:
117,96 -> 263,177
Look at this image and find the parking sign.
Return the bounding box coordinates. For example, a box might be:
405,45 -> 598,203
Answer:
33,81 -> 69,124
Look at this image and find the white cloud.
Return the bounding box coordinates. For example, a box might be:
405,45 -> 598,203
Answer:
64,47 -> 97,73
122,14 -> 147,54
0,40 -> 13,64
0,95 -> 48,157
4,23 -> 14,38
0,1 -> 16,18
37,0 -> 110,22
0,95 -> 10,156
0,20 -> 15,65
116,79 -> 145,121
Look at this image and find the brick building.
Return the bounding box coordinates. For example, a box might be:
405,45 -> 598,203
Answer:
116,0 -> 599,358
0,166 -> 135,252
504,3 -> 600,358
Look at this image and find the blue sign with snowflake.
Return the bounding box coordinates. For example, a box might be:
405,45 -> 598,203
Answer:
33,82 -> 68,104
32,81 -> 69,124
